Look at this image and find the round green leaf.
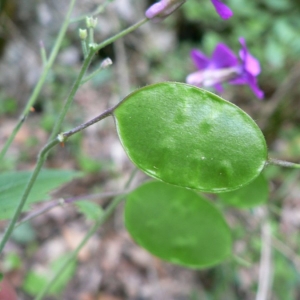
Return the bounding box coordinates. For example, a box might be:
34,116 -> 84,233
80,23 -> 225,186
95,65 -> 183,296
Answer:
114,82 -> 267,192
125,181 -> 232,268
218,174 -> 269,208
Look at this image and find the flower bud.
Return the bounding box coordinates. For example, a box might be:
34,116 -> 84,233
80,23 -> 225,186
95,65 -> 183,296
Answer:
79,28 -> 87,40
86,16 -> 98,28
100,58 -> 113,69
145,0 -> 186,22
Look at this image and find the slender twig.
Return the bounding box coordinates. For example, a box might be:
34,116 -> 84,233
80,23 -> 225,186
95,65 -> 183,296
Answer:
256,212 -> 273,300
34,194 -> 125,300
70,0 -> 113,23
80,57 -> 113,85
39,40 -> 47,67
50,18 -> 148,141
0,0 -> 77,161
60,107 -> 114,140
232,255 -> 251,267
15,189 -> 131,228
33,168 -> 137,300
0,18 -> 149,254
94,18 -> 148,52
267,158 -> 300,169
48,50 -> 95,141
111,10 -> 131,98
0,139 -> 59,254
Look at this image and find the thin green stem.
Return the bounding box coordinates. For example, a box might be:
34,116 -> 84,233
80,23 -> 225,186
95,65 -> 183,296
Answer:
81,40 -> 88,59
39,41 -> 47,67
33,168 -> 138,300
95,18 -> 148,52
70,0 -> 113,23
49,18 -> 148,141
34,194 -> 126,300
15,189 -> 131,229
80,58 -> 112,85
267,158 -> 300,169
0,0 -> 77,161
0,116 -> 25,163
0,48 -> 92,253
0,139 -> 59,254
48,50 -> 95,141
0,17 -> 148,254
232,254 -> 252,268
60,107 -> 114,140
89,27 -> 94,45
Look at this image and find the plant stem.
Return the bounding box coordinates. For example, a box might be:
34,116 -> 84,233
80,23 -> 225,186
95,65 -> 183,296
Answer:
267,158 -> 300,169
50,18 -> 148,141
34,194 -> 126,300
0,47 -> 93,252
95,18 -> 148,52
0,18 -> 148,254
48,50 -> 94,141
70,0 -> 113,23
61,107 -> 114,140
256,217 -> 272,300
39,41 -> 47,67
0,0 -> 77,161
80,57 -> 112,85
33,168 -> 138,300
15,189 -> 132,228
0,139 -> 59,254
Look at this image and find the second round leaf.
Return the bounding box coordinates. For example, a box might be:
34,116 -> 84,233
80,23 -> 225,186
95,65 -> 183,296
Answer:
125,181 -> 232,268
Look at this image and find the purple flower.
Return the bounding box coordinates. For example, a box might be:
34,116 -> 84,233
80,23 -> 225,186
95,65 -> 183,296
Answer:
211,0 -> 233,19
145,0 -> 186,22
145,0 -> 232,22
186,38 -> 264,99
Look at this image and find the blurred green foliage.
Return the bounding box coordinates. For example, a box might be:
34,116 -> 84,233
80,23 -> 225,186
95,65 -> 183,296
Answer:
0,97 -> 17,116
0,169 -> 81,219
76,200 -> 104,221
22,254 -> 77,297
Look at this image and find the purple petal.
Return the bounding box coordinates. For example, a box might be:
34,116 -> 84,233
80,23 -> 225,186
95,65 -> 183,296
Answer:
230,72 -> 264,99
211,0 -> 233,19
214,83 -> 224,93
145,0 -> 186,21
245,73 -> 264,99
211,43 -> 239,69
229,77 -> 247,85
186,70 -> 205,86
186,71 -> 224,93
145,2 -> 166,19
190,49 -> 210,70
239,37 -> 261,76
